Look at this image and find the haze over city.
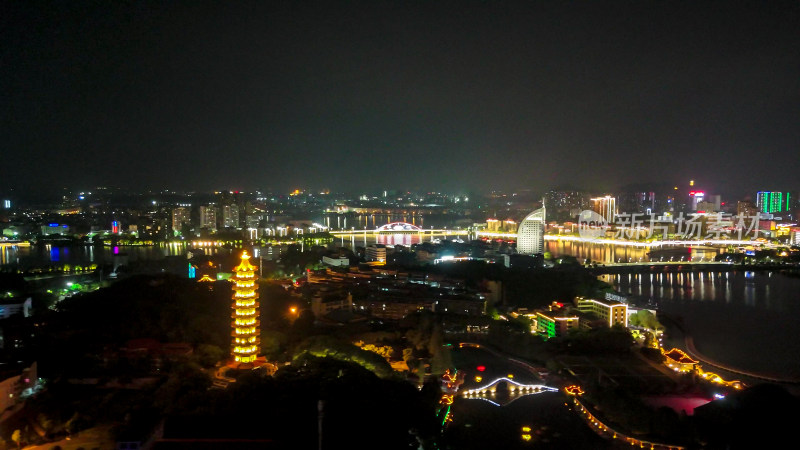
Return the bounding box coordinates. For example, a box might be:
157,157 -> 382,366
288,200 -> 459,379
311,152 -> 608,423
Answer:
3,1 -> 799,199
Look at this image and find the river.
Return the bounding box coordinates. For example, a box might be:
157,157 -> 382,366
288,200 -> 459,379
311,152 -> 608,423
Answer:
0,242 -> 218,267
600,270 -> 800,380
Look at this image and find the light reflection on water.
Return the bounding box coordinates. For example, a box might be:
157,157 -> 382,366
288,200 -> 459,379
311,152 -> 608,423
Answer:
1,243 -> 189,266
600,271 -> 795,312
545,240 -> 721,264
607,270 -> 800,378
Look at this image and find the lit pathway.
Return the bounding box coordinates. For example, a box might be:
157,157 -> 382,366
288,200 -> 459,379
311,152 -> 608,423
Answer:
684,336 -> 800,385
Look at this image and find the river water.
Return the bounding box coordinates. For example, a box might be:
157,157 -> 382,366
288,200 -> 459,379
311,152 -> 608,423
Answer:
601,270 -> 800,380
544,240 -> 723,265
1,242 -> 203,267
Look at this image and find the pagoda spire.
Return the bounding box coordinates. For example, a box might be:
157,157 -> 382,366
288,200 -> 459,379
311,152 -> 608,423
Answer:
231,250 -> 260,364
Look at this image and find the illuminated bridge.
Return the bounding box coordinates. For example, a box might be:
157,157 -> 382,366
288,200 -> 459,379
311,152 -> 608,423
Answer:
330,223 -> 469,239
476,232 -> 780,248
460,377 -> 558,406
375,222 -> 423,233
0,241 -> 30,248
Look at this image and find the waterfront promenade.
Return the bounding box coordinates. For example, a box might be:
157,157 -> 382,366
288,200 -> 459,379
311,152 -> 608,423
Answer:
684,336 -> 800,385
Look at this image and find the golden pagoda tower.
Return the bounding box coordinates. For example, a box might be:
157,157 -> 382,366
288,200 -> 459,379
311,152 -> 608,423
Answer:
231,250 -> 259,364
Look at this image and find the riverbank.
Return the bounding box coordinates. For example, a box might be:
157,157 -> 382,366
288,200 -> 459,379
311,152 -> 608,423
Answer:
660,314 -> 800,394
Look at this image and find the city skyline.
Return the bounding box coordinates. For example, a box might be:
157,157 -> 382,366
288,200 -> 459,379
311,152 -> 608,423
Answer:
3,2 -> 799,199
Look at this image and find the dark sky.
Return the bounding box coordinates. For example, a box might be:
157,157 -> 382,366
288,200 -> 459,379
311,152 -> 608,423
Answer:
2,1 -> 798,198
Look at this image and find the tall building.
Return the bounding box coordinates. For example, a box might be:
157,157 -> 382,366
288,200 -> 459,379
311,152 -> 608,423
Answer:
617,191 -> 656,215
366,244 -> 387,263
199,205 -> 217,231
591,196 -> 616,223
517,205 -> 546,255
171,207 -> 191,234
757,191 -> 792,214
231,251 -> 259,365
737,200 -> 758,217
222,204 -> 240,228
544,190 -> 589,220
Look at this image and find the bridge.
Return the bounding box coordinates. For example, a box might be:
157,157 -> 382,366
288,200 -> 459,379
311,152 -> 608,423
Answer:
330,222 -> 470,239
0,241 -> 30,248
475,232 -> 779,248
375,222 -> 423,232
589,261 -> 736,274
460,377 -> 558,406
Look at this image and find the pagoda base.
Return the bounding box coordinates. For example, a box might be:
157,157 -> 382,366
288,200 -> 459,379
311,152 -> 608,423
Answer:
223,356 -> 278,375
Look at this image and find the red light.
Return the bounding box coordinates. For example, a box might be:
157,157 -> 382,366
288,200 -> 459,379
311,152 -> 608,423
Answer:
556,302 -> 564,308
689,191 -> 696,196
697,210 -> 705,213
476,365 -> 486,372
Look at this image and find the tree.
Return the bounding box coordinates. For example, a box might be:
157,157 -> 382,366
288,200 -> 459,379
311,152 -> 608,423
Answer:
630,310 -> 663,331
66,412 -> 86,438
11,429 -> 20,449
37,413 -> 54,436
180,222 -> 193,238
261,330 -> 288,359
427,323 -> 453,375
292,335 -> 395,378
195,344 -> 224,368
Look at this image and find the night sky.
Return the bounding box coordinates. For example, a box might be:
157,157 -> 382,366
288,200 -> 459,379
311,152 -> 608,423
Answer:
2,1 -> 798,197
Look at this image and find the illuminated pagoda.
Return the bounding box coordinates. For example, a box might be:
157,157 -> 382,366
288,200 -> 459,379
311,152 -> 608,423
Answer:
231,251 -> 260,365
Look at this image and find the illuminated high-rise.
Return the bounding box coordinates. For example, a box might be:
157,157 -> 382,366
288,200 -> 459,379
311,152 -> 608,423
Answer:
591,196 -> 617,223
756,191 -> 791,214
517,204 -> 546,255
171,207 -> 191,235
199,205 -> 217,231
231,251 -> 259,364
222,204 -> 240,228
